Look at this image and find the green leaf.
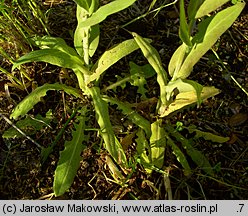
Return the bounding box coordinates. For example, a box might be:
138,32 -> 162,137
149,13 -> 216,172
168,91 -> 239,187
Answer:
34,36 -> 79,57
166,125 -> 214,176
165,79 -> 203,105
179,0 -> 192,46
136,129 -> 152,173
132,32 -> 168,106
102,96 -> 151,137
89,38 -> 141,83
10,83 -> 81,119
129,62 -> 156,99
186,126 -> 230,143
168,43 -> 187,78
195,0 -> 230,18
187,0 -> 204,21
76,0 -> 137,28
74,3 -> 100,58
150,119 -> 166,169
12,49 -> 87,73
159,86 -> 220,117
53,107 -> 88,197
172,2 -> 245,80
89,87 -> 127,166
165,131 -> 191,175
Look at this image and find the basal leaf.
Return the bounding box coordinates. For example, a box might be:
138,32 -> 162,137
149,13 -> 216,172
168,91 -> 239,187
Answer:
89,38 -> 141,83
77,0 -> 137,28
103,96 -> 151,137
173,2 -> 245,80
89,87 -> 127,166
132,32 -> 168,106
159,86 -> 220,117
165,131 -> 191,175
136,128 -> 152,173
12,49 -> 86,73
195,0 -> 230,18
166,125 -> 214,176
186,126 -> 230,143
179,0 -> 192,46
150,119 -> 166,169
10,83 -> 81,119
53,107 -> 88,197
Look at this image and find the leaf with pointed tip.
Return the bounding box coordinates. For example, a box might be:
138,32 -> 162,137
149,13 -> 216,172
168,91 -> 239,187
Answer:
132,32 -> 168,106
53,107 -> 88,197
77,0 -> 136,28
10,83 -> 81,119
172,2 -> 245,80
89,38 -> 141,83
195,0 -> 230,18
179,0 -> 191,46
12,49 -> 87,73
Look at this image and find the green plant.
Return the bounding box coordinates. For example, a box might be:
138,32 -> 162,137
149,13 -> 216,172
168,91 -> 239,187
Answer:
6,0 -> 245,197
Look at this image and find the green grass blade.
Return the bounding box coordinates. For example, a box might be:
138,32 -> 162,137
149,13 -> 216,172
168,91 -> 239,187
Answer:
132,32 -> 168,106
179,0 -> 192,46
195,0 -> 230,18
10,83 -> 81,119
187,0 -> 204,21
88,87 -> 127,166
77,0 -> 137,28
89,38 -> 141,83
173,2 -> 245,80
150,119 -> 166,169
53,107 -> 88,197
102,96 -> 151,137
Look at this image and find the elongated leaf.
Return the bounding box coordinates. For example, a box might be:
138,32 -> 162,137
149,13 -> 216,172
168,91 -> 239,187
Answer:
136,129 -> 152,173
186,126 -> 230,143
88,87 -> 127,166
53,107 -> 88,197
195,0 -> 230,18
12,49 -> 87,73
168,43 -> 187,77
102,96 -> 151,137
34,36 -> 79,57
179,0 -> 192,46
132,32 -> 168,106
172,2 -> 245,80
77,0 -> 137,28
150,119 -> 166,169
166,125 -> 214,176
165,131 -> 191,175
88,38 -> 141,83
187,0 -> 204,21
10,83 -> 81,119
159,86 -> 220,117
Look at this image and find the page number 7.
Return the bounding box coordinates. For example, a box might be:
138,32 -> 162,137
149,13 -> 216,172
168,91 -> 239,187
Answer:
238,204 -> 244,212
